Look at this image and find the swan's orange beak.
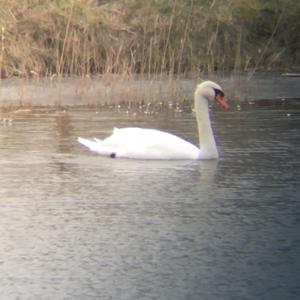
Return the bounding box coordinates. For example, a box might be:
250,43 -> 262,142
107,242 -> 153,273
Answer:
215,94 -> 229,109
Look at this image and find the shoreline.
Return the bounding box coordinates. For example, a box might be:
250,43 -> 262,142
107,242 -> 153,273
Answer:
0,74 -> 299,110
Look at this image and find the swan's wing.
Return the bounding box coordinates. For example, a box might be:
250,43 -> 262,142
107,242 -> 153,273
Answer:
78,127 -> 200,159
102,128 -> 200,159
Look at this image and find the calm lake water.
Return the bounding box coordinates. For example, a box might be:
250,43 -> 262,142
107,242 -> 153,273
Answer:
0,98 -> 299,299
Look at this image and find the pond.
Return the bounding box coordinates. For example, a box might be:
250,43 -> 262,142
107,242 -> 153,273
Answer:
0,78 -> 299,299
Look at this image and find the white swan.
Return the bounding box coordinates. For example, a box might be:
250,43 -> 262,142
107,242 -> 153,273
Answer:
78,81 -> 228,159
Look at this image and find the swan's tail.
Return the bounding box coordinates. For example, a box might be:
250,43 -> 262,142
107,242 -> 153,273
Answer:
78,137 -> 101,151
78,137 -> 116,157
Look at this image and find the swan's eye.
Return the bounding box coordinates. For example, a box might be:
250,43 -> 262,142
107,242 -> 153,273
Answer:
213,88 -> 224,97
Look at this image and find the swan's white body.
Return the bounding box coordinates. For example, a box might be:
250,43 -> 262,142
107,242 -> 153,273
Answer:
78,81 -> 228,160
78,128 -> 201,159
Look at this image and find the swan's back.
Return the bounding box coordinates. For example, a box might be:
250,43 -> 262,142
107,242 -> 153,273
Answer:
84,127 -> 200,159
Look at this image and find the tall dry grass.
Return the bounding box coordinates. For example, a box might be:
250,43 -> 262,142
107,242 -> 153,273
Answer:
0,0 -> 298,79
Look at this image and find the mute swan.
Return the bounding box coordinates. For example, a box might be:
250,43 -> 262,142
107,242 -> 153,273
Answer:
78,81 -> 228,159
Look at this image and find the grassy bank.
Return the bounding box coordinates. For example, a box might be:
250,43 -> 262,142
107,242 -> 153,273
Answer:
0,0 -> 299,78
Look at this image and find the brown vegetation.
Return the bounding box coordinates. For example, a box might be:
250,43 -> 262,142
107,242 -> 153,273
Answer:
0,0 -> 299,78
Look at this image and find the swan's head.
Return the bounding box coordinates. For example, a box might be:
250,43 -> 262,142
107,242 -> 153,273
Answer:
196,81 -> 229,109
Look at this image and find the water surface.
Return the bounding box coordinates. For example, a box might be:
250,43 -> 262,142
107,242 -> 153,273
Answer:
0,102 -> 299,299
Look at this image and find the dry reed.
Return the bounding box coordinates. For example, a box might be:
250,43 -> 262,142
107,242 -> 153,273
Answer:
0,0 -> 297,80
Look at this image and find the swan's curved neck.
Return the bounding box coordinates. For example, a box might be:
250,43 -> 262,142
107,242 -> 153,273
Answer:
194,92 -> 219,159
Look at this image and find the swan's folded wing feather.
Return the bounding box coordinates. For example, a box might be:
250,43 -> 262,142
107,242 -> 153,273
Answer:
102,128 -> 200,159
78,127 -> 200,159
